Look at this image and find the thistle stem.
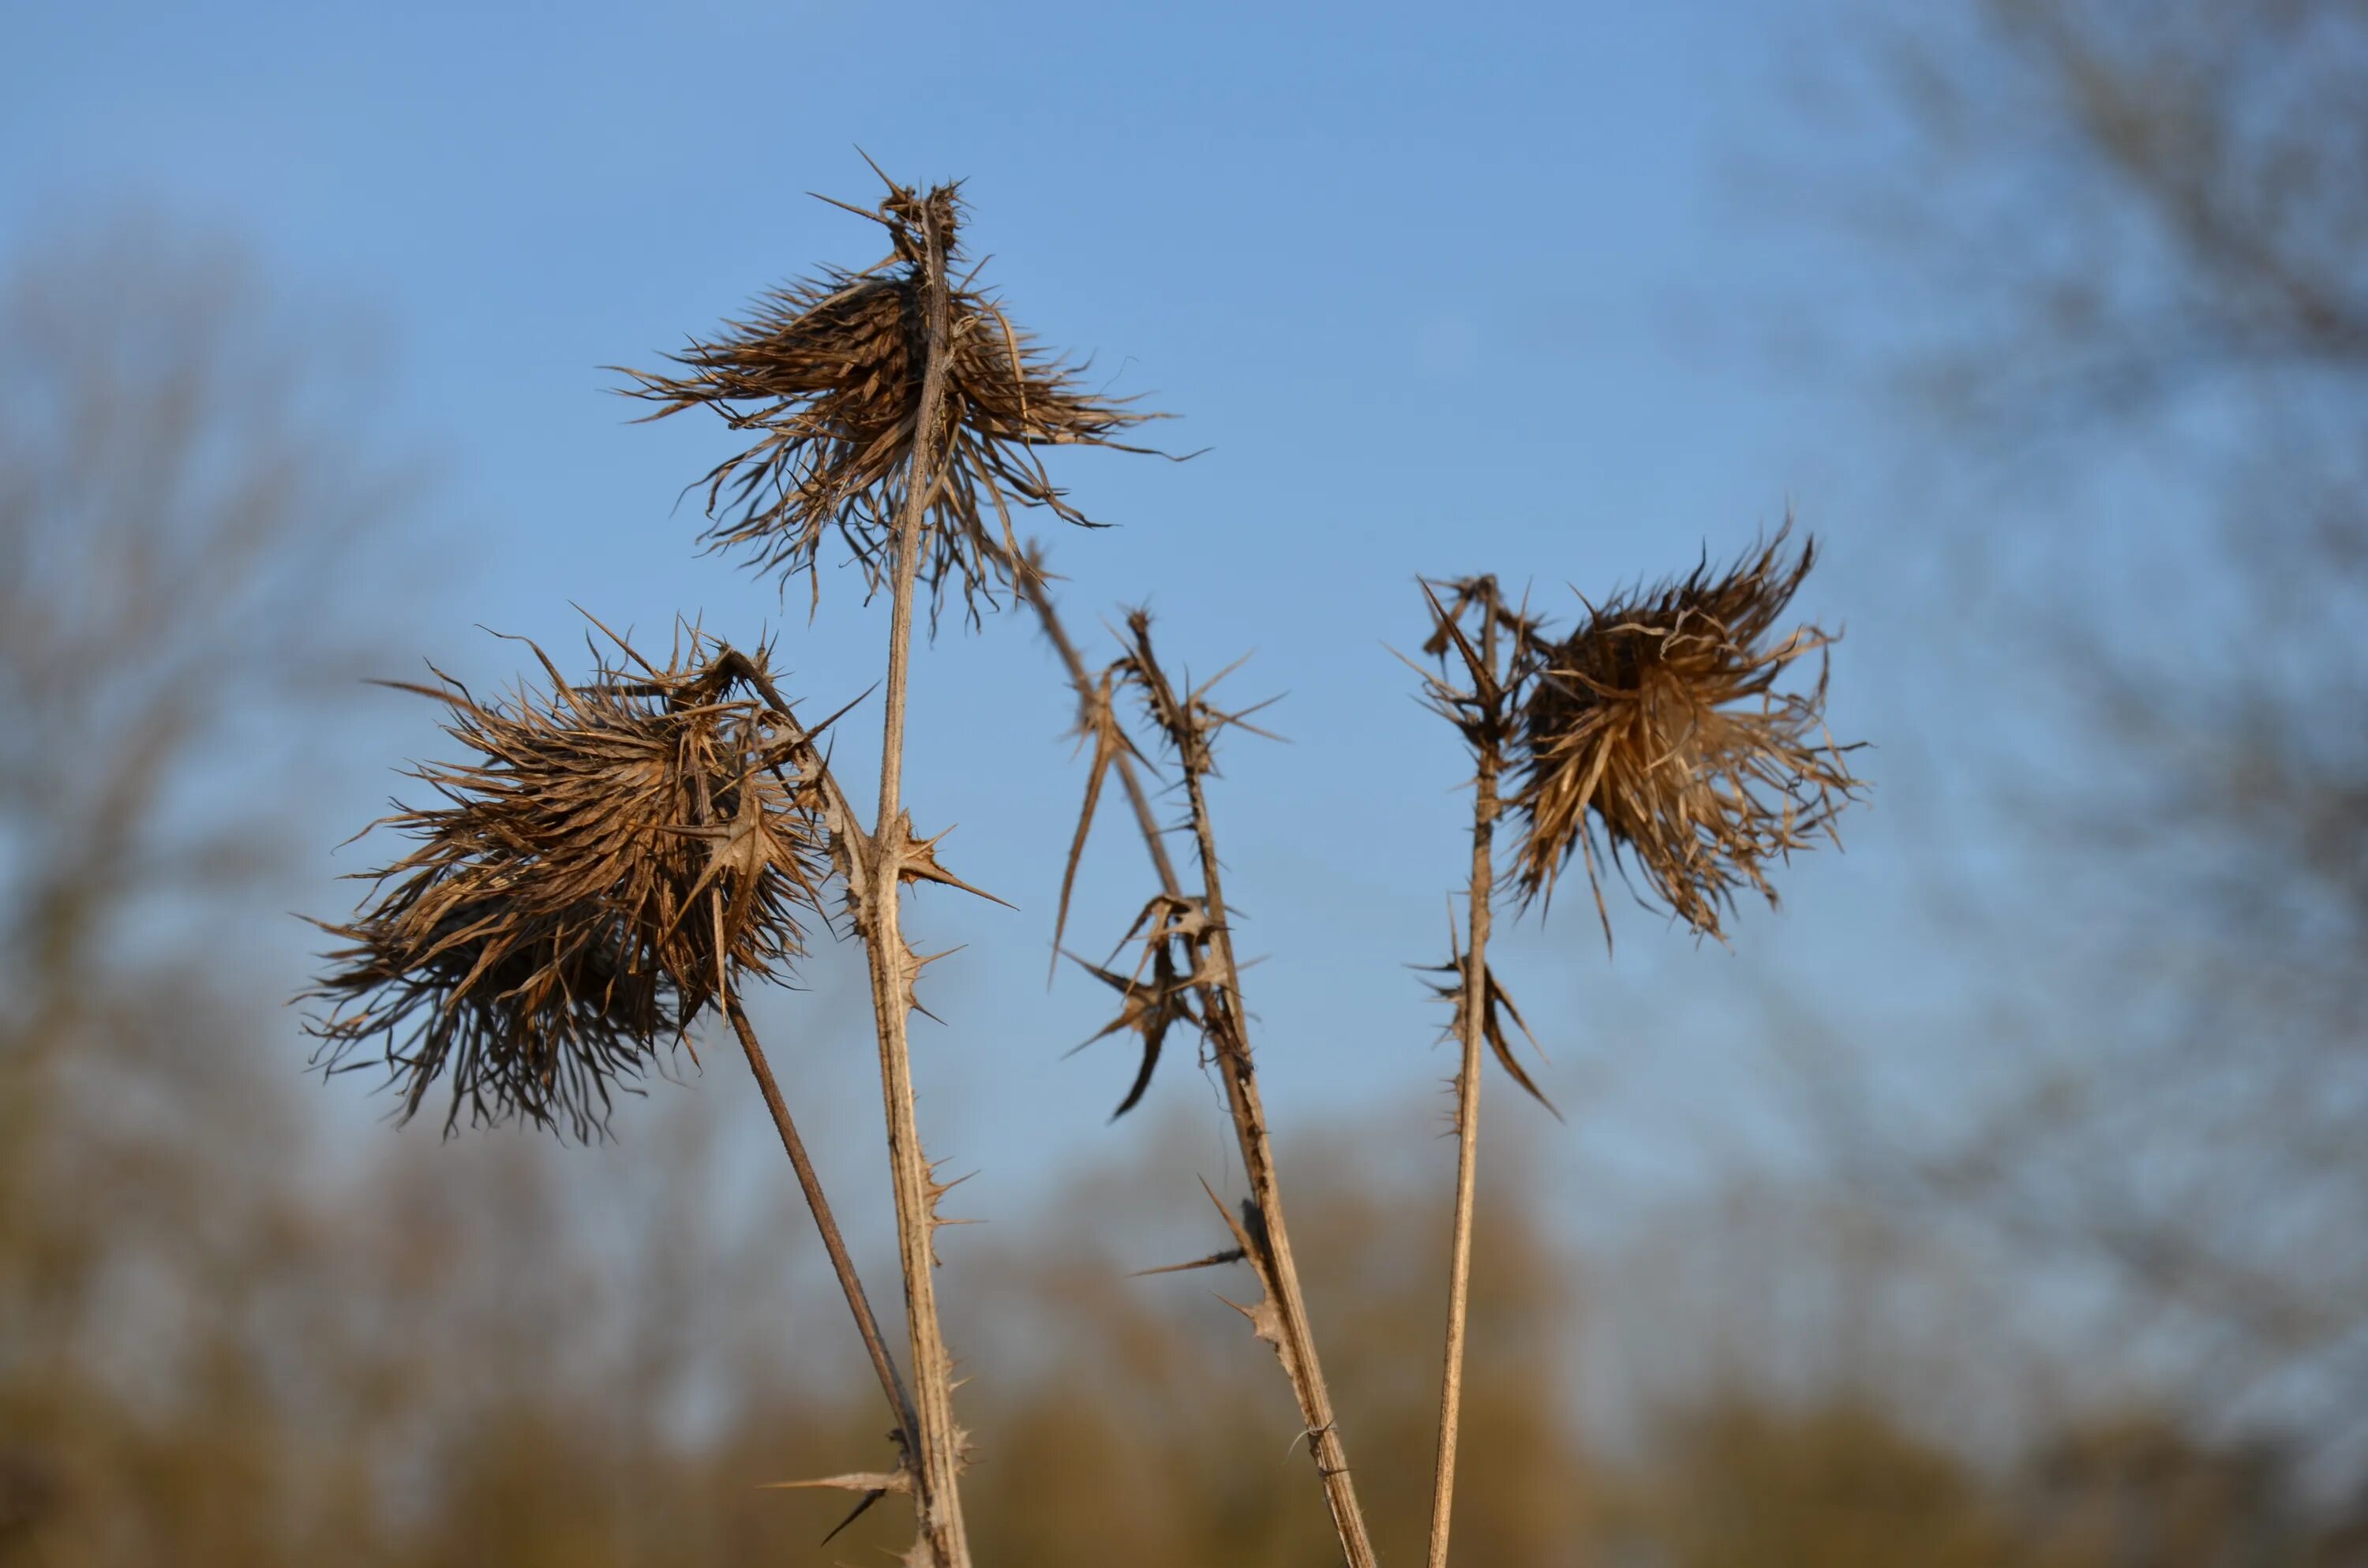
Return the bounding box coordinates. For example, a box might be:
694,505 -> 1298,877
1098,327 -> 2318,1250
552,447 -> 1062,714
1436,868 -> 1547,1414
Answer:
1179,763 -> 1380,1568
859,196 -> 973,1567
1428,586 -> 1504,1568
1429,747 -> 1498,1568
1027,577 -> 1376,1566
723,994 -> 920,1457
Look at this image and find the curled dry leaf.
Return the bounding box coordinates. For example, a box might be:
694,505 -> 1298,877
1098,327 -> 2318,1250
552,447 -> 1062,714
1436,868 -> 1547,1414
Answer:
301,624 -> 832,1139
1416,945 -> 1560,1118
1063,944 -> 1201,1121
1050,608 -> 1279,1117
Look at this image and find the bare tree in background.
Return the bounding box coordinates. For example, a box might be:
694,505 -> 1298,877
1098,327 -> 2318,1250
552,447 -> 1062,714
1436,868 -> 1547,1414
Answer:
0,222 -> 409,1560
0,220 -> 408,1045
1819,0 -> 2368,1475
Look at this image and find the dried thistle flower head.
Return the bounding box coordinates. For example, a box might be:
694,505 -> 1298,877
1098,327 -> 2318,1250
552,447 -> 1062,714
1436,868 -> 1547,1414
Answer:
619,168 -> 1164,618
1510,524 -> 1861,945
302,626 -> 830,1138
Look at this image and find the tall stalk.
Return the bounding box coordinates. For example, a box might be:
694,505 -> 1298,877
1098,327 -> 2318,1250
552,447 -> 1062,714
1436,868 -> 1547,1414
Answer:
1032,582 -> 1377,1568
1178,758 -> 1378,1568
859,195 -> 973,1568
680,661 -> 920,1470
1428,594 -> 1501,1568
611,169 -> 1161,1557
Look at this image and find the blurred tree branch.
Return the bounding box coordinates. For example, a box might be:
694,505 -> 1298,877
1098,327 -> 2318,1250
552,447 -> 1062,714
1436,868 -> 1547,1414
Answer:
0,220 -> 414,1560
1814,0 -> 2368,1465
0,220 -> 410,1059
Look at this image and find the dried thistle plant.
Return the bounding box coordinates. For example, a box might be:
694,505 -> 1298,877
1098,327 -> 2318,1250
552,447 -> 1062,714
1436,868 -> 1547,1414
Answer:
304,622 -> 925,1529
1411,528 -> 1863,1567
613,166 -> 1175,1568
302,624 -> 825,1140
1027,576 -> 1378,1568
301,144 -> 1876,1568
1511,523 -> 1862,945
617,169 -> 1164,620
1404,575 -> 1557,1568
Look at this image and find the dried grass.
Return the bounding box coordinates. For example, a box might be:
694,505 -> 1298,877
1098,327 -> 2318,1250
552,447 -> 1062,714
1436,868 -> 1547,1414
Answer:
617,176 -> 1165,619
302,626 -> 827,1140
1510,523 -> 1862,944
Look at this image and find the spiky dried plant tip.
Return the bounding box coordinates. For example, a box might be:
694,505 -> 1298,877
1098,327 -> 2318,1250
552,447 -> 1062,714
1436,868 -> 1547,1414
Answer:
619,171 -> 1164,619
1512,525 -> 1862,944
302,627 -> 830,1139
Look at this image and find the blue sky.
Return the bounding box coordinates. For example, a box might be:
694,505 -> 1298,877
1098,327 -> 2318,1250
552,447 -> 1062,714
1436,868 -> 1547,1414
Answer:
2,0 -> 1978,1232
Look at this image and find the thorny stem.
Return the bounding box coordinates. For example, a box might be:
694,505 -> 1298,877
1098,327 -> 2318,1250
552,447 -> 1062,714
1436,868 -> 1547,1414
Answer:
860,195 -> 972,1567
1429,596 -> 1502,1568
723,994 -> 920,1458
689,664 -> 929,1525
1178,763 -> 1378,1568
1039,587 -> 1377,1568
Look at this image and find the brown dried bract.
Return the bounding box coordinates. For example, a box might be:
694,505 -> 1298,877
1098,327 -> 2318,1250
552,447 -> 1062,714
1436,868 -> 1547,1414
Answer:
302,625 -> 830,1139
617,173 -> 1165,619
1510,523 -> 1862,945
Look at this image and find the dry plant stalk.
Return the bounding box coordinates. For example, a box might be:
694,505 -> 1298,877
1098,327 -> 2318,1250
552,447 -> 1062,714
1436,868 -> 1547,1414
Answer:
1025,567 -> 1378,1568
849,183 -> 978,1568
615,171 -> 1166,1566
1407,578 -> 1557,1568
1411,527 -> 1860,1564
300,627 -> 920,1480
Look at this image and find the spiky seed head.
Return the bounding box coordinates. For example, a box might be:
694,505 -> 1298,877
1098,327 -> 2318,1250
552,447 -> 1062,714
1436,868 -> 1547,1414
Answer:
301,628 -> 827,1139
619,173 -> 1163,619
1510,525 -> 1861,944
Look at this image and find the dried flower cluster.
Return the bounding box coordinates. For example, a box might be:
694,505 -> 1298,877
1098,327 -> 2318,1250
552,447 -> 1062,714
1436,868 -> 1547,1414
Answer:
618,177 -> 1162,616
1509,525 -> 1860,943
302,629 -> 827,1139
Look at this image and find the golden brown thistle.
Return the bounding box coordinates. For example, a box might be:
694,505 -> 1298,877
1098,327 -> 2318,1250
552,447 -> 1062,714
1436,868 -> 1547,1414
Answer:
617,177 -> 1164,617
302,627 -> 830,1139
1510,524 -> 1861,944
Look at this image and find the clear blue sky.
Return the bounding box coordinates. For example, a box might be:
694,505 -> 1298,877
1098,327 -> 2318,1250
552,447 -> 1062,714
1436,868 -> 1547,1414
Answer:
2,0 -> 1968,1231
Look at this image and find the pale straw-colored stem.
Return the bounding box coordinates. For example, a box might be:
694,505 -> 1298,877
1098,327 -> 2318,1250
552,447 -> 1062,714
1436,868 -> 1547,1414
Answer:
1181,763 -> 1379,1568
859,198 -> 973,1568
1428,587 -> 1506,1568
1428,756 -> 1498,1568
